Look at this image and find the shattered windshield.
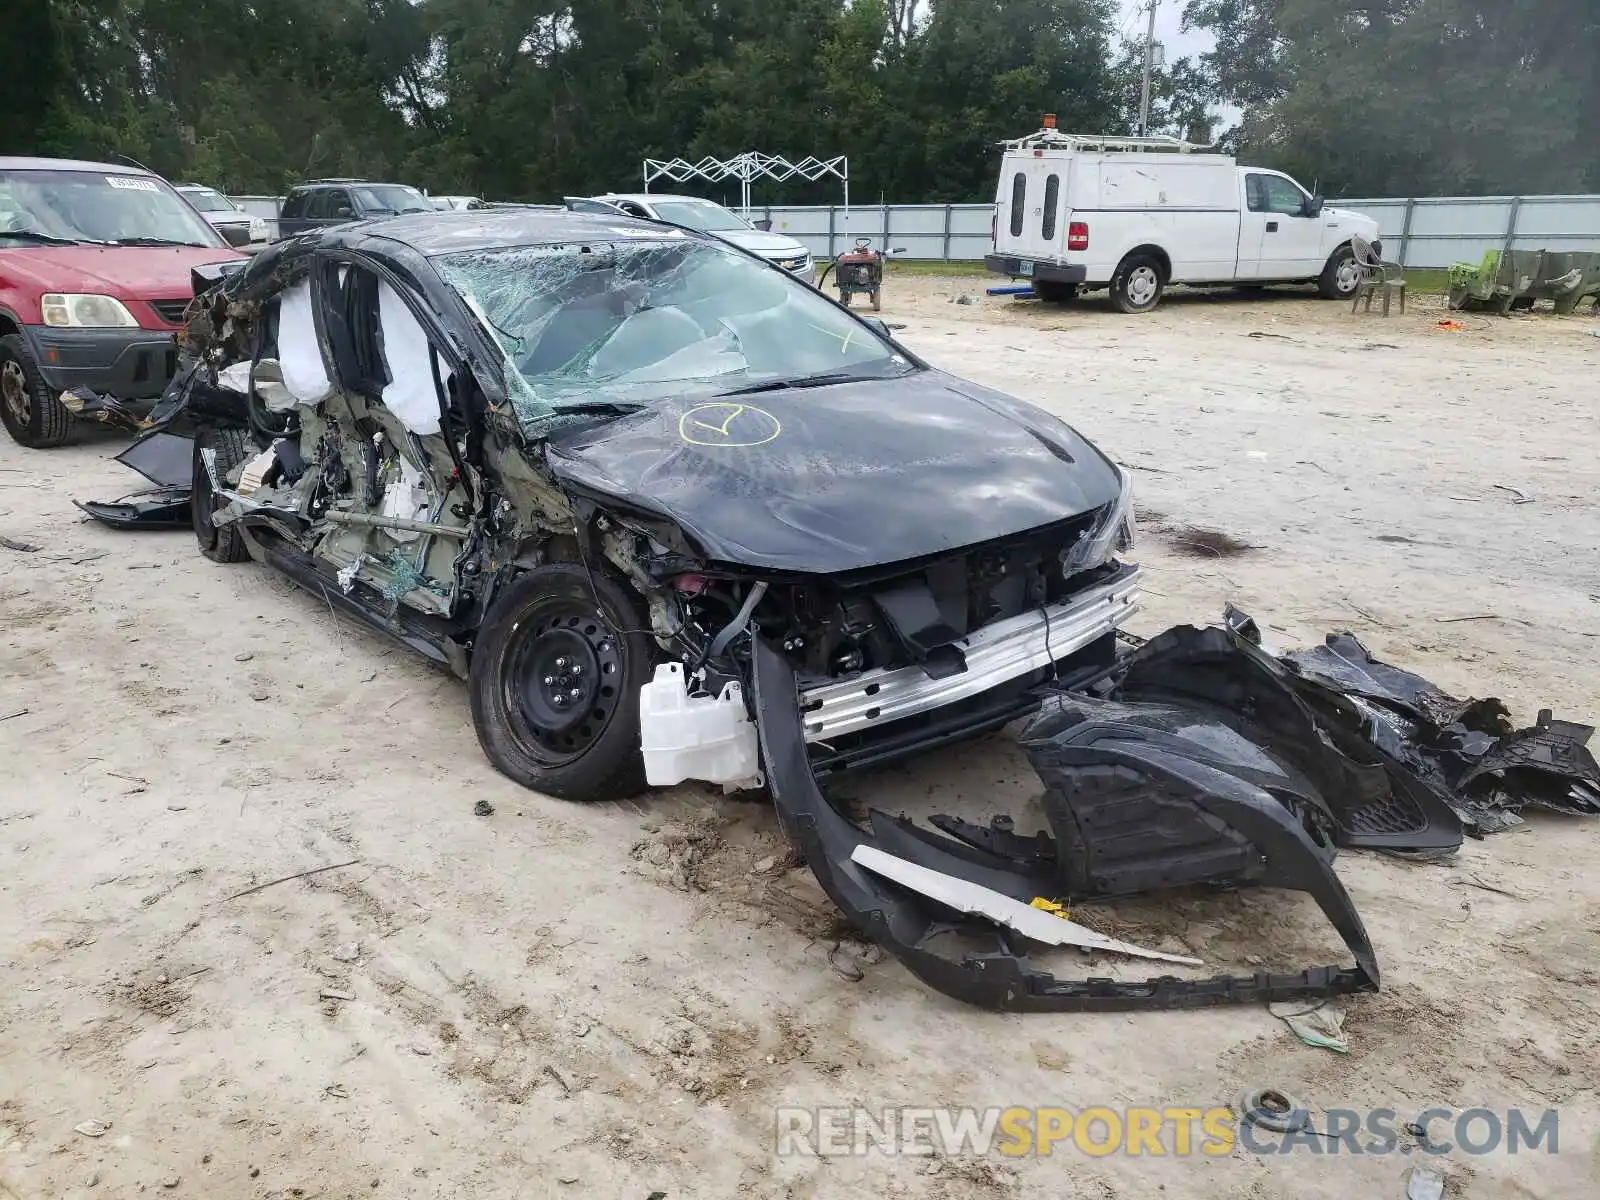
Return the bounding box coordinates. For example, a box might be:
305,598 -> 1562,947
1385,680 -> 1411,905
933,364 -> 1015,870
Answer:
647,199 -> 749,233
354,185 -> 432,215
433,236 -> 913,428
0,169 -> 224,246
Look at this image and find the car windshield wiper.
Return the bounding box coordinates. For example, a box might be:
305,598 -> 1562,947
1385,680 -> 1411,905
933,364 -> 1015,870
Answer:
0,229 -> 105,246
719,370 -> 878,396
550,401 -> 650,417
112,237 -> 212,247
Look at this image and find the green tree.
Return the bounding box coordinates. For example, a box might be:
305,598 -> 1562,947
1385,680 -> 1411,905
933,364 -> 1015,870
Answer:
1187,0 -> 1600,194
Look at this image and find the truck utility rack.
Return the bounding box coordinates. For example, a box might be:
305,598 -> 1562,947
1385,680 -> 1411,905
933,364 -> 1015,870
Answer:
998,130 -> 1213,154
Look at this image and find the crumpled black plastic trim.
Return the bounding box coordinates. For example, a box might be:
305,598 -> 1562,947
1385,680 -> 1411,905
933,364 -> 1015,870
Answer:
751,638 -> 1378,1012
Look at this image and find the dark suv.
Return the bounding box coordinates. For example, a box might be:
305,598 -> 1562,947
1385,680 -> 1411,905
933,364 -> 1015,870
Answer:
275,179 -> 433,239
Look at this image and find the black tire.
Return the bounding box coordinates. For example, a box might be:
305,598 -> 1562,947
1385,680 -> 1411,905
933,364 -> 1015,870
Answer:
192,426 -> 253,563
1110,254 -> 1165,314
1318,244 -> 1359,300
1031,280 -> 1079,303
469,563 -> 655,801
0,334 -> 74,448
838,291 -> 851,308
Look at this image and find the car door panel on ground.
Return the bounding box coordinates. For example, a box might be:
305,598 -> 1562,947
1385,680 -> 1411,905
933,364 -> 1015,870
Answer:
1241,172 -> 1324,279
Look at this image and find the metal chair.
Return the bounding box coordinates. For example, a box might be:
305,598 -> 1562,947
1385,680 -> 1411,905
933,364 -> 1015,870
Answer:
1351,233 -> 1406,315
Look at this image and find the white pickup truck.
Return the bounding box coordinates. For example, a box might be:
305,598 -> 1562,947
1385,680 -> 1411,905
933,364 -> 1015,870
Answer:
985,124 -> 1382,313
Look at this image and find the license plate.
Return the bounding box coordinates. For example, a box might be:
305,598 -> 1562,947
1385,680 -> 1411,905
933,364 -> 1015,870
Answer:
1017,259 -> 1034,275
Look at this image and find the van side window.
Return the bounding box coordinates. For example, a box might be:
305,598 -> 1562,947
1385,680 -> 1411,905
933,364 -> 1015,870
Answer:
1041,174 -> 1060,241
1009,173 -> 1026,238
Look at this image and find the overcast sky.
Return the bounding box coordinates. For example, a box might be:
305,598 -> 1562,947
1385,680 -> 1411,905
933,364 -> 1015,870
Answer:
1117,0 -> 1240,131
1117,0 -> 1216,62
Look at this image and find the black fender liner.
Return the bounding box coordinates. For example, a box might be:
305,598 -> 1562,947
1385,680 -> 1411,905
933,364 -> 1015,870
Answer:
750,638 -> 1379,1012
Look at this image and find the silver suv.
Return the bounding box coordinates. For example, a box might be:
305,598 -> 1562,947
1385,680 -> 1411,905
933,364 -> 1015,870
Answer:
566,193 -> 815,284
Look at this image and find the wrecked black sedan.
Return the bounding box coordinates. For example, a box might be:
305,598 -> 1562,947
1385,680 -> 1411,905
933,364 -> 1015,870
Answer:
132,209 -> 1419,1014
161,207 -> 1142,801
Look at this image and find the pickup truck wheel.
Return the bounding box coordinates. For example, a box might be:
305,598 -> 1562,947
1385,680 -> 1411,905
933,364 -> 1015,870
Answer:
192,427 -> 253,563
1031,280 -> 1078,303
1318,245 -> 1360,299
1110,255 -> 1165,313
0,335 -> 74,448
469,563 -> 654,802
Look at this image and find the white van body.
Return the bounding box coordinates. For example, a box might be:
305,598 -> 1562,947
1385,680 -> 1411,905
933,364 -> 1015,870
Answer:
984,128 -> 1382,312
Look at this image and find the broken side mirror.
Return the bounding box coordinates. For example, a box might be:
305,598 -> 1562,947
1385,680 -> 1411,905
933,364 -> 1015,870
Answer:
753,218 -> 773,232
861,317 -> 909,352
190,258 -> 246,299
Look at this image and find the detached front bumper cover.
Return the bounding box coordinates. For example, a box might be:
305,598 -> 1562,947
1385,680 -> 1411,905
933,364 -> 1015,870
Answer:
751,639 -> 1379,1012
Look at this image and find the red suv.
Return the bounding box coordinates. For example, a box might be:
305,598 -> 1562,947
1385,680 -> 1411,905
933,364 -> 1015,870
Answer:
0,156 -> 244,448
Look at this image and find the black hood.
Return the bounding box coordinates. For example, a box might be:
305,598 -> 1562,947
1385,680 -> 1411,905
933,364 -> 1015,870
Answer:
543,369 -> 1122,573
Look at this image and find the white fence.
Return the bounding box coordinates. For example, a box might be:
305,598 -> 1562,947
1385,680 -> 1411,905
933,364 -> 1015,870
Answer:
1331,196 -> 1600,270
232,194 -> 1600,270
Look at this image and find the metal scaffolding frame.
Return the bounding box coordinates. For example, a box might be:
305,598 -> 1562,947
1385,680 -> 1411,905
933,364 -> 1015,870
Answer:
642,152 -> 850,224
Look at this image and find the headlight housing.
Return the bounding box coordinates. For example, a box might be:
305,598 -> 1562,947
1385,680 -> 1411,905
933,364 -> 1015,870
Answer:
41,293 -> 138,328
1062,467 -> 1135,576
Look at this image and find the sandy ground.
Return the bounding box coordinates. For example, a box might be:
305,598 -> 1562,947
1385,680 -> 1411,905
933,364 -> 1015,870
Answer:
2,277 -> 1598,1200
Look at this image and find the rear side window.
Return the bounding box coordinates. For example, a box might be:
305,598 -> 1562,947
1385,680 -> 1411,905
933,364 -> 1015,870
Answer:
1041,174 -> 1060,241
1008,172 -> 1026,237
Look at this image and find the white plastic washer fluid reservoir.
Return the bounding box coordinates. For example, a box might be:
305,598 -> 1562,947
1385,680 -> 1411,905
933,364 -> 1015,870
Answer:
638,662 -> 764,790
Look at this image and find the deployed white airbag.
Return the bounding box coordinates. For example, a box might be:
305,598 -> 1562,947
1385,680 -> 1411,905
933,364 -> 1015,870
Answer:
277,281 -> 334,405
378,282 -> 442,435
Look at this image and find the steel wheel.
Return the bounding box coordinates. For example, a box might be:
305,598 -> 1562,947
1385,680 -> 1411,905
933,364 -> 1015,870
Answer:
1126,266 -> 1160,307
1111,254 -> 1166,313
503,601 -> 625,765
471,564 -> 654,800
0,333 -> 73,447
1318,246 -> 1360,299
1,360 -> 30,428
